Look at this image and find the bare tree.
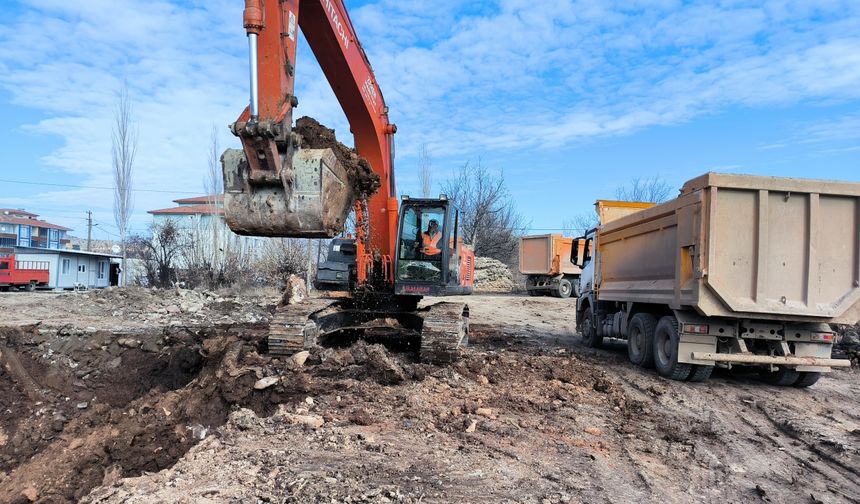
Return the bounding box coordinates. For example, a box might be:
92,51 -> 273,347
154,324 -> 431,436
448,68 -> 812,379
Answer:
418,143 -> 432,197
615,176 -> 674,203
561,177 -> 675,238
203,123 -> 223,273
112,84 -> 137,286
257,238 -> 310,288
130,220 -> 182,288
441,159 -> 526,264
563,213 -> 599,237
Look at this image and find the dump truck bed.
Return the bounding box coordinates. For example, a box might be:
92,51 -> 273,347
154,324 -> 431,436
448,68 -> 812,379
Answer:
519,234 -> 581,276
597,173 -> 860,324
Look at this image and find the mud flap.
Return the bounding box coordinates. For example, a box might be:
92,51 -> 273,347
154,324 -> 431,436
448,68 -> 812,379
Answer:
678,334 -> 717,365
793,342 -> 832,373
222,147 -> 355,237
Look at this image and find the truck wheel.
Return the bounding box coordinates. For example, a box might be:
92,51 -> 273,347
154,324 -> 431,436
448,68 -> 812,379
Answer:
760,368 -> 799,386
580,307 -> 603,348
627,313 -> 656,367
526,277 -> 540,296
557,279 -> 572,299
653,316 -> 691,381
793,372 -> 821,388
25,282 -> 36,292
687,365 -> 713,382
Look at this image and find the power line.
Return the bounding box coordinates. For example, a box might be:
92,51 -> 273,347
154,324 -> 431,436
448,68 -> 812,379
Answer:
0,178 -> 203,195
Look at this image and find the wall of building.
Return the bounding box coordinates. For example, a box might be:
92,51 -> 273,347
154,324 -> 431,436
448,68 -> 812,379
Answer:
15,251 -> 112,289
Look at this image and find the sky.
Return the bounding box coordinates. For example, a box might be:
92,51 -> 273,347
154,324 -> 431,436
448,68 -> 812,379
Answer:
1,0 -> 859,241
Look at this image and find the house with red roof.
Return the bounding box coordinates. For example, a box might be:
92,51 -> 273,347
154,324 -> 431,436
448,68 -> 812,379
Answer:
0,208 -> 71,249
0,209 -> 120,289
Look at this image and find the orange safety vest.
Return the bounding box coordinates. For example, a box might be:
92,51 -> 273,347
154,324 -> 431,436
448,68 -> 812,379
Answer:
422,232 -> 441,255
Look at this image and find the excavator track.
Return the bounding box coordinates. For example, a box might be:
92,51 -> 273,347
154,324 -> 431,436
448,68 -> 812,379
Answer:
419,302 -> 470,364
268,298 -> 469,364
268,299 -> 337,355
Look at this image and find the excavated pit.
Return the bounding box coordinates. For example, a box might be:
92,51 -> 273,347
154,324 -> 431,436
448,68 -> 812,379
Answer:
0,320 -> 423,504
0,324 -> 278,503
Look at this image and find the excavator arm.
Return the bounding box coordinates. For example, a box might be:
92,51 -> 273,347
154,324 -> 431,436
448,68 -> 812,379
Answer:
224,0 -> 398,270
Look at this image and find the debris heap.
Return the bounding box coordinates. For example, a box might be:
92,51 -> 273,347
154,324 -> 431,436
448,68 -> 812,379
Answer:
473,257 -> 516,293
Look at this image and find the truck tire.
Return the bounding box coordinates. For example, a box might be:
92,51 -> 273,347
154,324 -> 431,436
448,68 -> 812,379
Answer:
760,368 -> 799,386
687,365 -> 713,382
580,307 -> 602,348
792,372 -> 821,388
653,316 -> 692,381
627,313 -> 656,367
25,282 -> 36,292
557,278 -> 572,299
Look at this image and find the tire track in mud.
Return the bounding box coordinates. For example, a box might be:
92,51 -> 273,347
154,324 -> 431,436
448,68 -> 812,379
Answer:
736,408 -> 860,502
756,402 -> 860,484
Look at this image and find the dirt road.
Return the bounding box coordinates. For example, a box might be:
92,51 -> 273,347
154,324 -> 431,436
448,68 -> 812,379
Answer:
1,291 -> 857,503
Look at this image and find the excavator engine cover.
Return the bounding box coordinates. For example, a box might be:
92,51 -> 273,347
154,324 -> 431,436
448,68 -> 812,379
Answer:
221,147 -> 355,238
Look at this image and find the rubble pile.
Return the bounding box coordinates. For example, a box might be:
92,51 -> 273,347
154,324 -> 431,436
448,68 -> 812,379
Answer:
834,323 -> 860,365
85,286 -> 272,326
473,257 -> 516,292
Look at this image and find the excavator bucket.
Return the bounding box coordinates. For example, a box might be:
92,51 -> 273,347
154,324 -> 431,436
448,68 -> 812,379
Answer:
221,147 -> 355,238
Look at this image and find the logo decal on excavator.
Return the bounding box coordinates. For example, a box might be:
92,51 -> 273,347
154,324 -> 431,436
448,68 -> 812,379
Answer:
361,77 -> 378,109
323,0 -> 350,50
403,285 -> 431,294
287,11 -> 296,41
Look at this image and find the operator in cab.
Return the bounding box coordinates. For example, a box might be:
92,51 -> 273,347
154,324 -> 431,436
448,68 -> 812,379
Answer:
421,219 -> 442,258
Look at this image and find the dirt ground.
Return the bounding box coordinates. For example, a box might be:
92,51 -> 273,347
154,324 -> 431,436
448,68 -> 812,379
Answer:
0,290 -> 857,504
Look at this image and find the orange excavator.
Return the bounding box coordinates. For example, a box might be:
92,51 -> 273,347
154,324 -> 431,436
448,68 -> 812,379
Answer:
222,0 -> 474,362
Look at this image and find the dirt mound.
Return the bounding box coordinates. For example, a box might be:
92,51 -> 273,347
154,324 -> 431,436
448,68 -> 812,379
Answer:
473,257 -> 516,292
294,116 -> 380,197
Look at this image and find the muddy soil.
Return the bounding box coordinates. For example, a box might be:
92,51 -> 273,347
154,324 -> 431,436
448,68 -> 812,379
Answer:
294,116 -> 380,197
1,293 -> 858,504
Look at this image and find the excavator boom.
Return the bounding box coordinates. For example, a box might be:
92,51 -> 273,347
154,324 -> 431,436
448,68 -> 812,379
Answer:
223,0 -> 397,258
224,0 -> 474,363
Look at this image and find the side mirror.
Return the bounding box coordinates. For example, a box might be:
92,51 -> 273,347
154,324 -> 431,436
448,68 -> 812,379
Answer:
571,238 -> 581,266
583,238 -> 593,263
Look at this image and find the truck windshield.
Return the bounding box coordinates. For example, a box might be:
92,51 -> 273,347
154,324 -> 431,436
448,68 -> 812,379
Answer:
398,206 -> 445,282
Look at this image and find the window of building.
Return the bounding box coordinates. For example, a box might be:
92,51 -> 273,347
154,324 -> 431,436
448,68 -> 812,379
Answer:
0,261 -> 8,270
62,258 -> 70,274
78,264 -> 87,273
98,261 -> 106,279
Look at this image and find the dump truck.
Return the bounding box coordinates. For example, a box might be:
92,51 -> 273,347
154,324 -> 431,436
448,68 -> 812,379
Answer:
572,173 -> 856,386
0,251 -> 49,291
519,234 -> 582,298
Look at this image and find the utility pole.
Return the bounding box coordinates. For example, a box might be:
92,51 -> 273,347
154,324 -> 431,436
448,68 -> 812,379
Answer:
86,211 -> 93,251
306,240 -> 313,293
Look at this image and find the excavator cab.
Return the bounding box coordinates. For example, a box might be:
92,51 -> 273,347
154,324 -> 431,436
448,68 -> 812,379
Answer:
393,196 -> 474,297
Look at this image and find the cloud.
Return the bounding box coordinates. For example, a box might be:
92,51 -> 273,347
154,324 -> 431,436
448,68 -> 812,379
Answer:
2,0 -> 860,231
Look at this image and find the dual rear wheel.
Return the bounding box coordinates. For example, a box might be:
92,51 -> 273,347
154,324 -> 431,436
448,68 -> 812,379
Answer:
759,368 -> 821,388
629,314 -> 817,386
627,314 -> 712,382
